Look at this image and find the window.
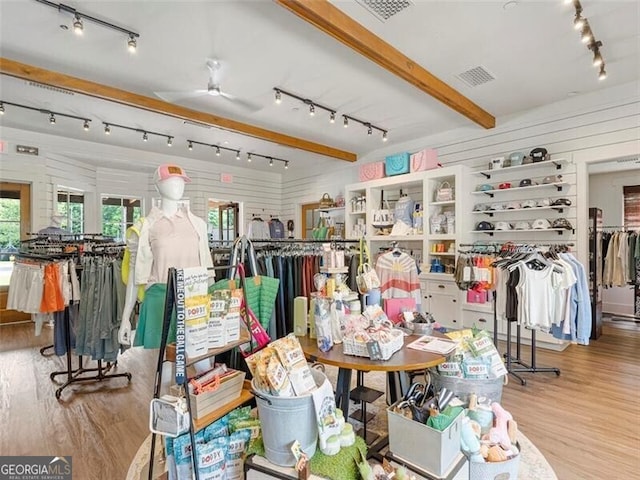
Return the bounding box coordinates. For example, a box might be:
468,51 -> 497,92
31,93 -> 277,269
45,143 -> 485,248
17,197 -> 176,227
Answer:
208,201 -> 238,243
623,185 -> 640,228
101,196 -> 142,241
57,188 -> 84,234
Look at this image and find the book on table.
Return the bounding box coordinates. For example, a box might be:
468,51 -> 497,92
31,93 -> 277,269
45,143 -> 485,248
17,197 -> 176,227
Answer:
407,335 -> 458,355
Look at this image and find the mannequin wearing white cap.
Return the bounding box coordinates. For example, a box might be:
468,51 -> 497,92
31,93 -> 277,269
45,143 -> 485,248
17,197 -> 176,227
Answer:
118,164 -> 213,347
38,212 -> 69,236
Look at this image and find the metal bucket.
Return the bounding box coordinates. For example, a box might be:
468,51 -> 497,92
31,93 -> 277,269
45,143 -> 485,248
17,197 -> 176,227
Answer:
252,369 -> 327,466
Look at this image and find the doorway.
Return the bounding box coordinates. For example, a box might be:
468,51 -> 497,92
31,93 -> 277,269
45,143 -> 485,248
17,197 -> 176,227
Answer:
208,200 -> 239,243
301,202 -> 320,239
0,182 -> 31,324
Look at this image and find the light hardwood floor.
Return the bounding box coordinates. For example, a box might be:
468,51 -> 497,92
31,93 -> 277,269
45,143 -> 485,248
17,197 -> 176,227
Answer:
1,322 -> 639,479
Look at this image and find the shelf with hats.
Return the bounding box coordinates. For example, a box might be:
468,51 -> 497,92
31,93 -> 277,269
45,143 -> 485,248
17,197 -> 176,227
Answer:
472,181 -> 567,198
470,228 -> 574,236
475,157 -> 567,179
472,205 -> 567,217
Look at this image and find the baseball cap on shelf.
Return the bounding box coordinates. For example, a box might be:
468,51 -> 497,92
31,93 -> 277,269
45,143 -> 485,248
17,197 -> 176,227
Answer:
477,184 -> 493,192
495,222 -> 512,231
552,218 -> 574,230
506,201 -> 522,210
543,175 -> 563,184
539,198 -> 552,207
519,178 -> 533,187
551,198 -> 572,206
476,221 -> 495,231
488,203 -> 505,211
514,221 -> 531,230
473,203 -> 488,212
153,164 -> 192,184
530,147 -> 549,162
499,182 -> 512,190
522,155 -> 534,164
509,152 -> 525,166
521,199 -> 538,208
532,218 -> 552,230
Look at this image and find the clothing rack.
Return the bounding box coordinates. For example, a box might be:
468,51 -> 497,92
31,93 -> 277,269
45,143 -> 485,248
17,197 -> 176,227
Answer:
16,245 -> 132,399
251,238 -> 360,244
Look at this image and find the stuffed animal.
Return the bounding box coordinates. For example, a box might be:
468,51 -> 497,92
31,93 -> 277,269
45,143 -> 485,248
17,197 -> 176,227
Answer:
488,402 -> 513,450
460,417 -> 484,463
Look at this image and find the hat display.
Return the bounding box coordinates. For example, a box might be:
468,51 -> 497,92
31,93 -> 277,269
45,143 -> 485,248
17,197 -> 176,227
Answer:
476,221 -> 495,231
532,218 -> 552,230
551,198 -> 572,206
495,222 -> 512,231
519,178 -> 533,187
521,199 -> 538,208
478,184 -> 493,192
153,164 -> 192,183
488,203 -> 505,211
522,155 -> 534,164
473,203 -> 488,212
506,201 -> 522,210
530,147 -> 549,162
499,182 -> 512,190
543,175 -> 563,184
509,152 -> 525,166
514,221 -> 531,230
538,198 -> 552,207
552,218 -> 574,230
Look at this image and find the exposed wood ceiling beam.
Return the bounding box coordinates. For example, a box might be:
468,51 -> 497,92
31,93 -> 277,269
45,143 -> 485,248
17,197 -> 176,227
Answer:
274,0 -> 496,129
0,57 -> 357,162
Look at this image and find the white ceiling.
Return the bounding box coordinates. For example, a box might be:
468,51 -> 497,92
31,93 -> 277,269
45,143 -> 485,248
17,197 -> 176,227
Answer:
0,0 -> 638,174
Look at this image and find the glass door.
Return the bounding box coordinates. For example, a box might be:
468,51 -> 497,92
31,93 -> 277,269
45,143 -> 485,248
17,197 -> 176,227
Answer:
0,182 -> 31,324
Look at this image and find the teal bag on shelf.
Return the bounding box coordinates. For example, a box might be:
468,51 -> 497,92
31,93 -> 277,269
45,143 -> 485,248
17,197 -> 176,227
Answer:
385,152 -> 410,176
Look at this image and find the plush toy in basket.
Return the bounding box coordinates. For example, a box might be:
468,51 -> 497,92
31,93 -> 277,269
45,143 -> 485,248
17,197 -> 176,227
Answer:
342,305 -> 404,360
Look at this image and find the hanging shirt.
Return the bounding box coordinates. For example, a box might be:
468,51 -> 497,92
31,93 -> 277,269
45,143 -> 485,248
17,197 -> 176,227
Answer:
247,219 -> 271,240
375,251 -> 421,307
269,219 -> 285,239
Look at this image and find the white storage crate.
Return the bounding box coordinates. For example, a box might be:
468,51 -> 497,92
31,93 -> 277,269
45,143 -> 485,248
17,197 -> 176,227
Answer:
387,402 -> 464,477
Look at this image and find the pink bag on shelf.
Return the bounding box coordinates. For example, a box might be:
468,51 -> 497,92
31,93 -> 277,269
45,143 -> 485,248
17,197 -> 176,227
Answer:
359,162 -> 385,182
466,289 -> 487,304
410,149 -> 441,172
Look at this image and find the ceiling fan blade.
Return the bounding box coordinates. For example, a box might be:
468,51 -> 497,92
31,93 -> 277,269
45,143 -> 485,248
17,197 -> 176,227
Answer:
218,91 -> 262,112
154,90 -> 209,103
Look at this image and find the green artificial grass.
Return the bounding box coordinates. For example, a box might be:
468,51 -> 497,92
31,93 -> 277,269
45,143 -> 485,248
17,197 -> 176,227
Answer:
247,435 -> 368,480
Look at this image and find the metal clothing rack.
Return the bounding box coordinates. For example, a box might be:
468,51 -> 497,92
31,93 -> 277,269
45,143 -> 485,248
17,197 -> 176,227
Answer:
148,264 -> 254,480
16,244 -> 132,399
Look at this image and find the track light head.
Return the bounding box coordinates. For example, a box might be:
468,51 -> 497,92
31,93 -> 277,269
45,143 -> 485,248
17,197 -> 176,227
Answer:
49,113 -> 56,125
0,103 -> 4,115
284,161 -> 289,169
83,120 -> 90,131
367,125 -> 372,136
598,64 -> 607,80
73,14 -> 83,35
142,131 -> 148,142
216,146 -> 221,156
274,89 -> 282,104
104,124 -> 111,135
343,116 -> 348,128
187,141 -> 193,151
382,131 -> 388,142
128,35 -> 137,53
580,25 -> 592,43
573,12 -> 584,30
236,151 -> 241,160
329,111 -> 335,123
167,137 -> 173,147
309,103 -> 315,116
247,153 -> 252,162
592,50 -> 603,67
269,158 -> 274,167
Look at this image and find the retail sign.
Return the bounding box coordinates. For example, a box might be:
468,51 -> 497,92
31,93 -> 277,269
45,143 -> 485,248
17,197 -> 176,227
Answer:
175,269 -> 186,385
220,173 -> 233,184
0,456 -> 72,480
16,144 -> 39,156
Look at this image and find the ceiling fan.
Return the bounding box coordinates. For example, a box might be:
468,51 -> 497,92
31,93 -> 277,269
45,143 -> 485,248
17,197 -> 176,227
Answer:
154,59 -> 260,112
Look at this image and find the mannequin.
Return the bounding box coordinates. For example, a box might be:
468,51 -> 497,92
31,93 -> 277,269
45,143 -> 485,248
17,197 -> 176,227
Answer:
118,164 -> 213,347
38,212 -> 69,236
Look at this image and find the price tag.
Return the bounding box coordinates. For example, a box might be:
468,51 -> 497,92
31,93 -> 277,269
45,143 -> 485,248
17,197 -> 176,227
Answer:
366,341 -> 383,360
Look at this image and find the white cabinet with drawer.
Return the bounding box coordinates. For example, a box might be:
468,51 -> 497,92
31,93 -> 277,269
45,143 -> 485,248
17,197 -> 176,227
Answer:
420,278 -> 462,330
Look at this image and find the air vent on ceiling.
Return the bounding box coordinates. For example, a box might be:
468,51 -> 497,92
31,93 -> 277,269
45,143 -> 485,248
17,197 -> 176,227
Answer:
355,0 -> 413,22
616,156 -> 640,164
456,66 -> 496,88
183,120 -> 212,129
27,81 -> 74,96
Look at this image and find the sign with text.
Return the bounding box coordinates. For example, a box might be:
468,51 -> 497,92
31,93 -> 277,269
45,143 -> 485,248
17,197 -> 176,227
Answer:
220,173 -> 233,183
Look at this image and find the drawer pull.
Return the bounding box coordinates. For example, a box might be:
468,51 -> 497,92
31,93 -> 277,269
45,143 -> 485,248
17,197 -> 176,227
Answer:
478,318 -> 487,323
438,285 -> 445,289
